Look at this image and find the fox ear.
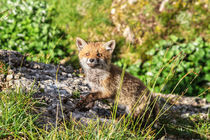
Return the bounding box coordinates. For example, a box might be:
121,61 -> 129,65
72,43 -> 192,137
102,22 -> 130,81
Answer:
76,37 -> 87,51
103,40 -> 115,54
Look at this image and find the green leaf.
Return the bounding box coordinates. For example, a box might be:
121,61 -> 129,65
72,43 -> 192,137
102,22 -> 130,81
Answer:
145,49 -> 155,55
170,35 -> 178,42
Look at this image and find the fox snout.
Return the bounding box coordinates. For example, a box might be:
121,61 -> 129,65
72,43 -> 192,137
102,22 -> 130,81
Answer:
87,58 -> 100,68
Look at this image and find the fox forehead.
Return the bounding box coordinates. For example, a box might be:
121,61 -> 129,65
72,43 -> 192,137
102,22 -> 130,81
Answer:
79,42 -> 111,58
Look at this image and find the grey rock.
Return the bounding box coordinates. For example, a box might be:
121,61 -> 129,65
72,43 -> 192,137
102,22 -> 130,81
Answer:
0,49 -> 209,135
8,80 -> 14,87
0,74 -> 5,82
6,74 -> 13,81
14,73 -> 21,79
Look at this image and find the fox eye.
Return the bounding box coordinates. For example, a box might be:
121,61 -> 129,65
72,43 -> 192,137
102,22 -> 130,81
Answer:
86,52 -> 90,56
97,53 -> 102,57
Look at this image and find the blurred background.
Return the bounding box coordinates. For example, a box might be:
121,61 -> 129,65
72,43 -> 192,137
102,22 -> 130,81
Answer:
0,0 -> 209,100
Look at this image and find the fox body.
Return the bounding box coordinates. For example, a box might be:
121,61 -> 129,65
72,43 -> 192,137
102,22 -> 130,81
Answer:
76,37 -> 158,117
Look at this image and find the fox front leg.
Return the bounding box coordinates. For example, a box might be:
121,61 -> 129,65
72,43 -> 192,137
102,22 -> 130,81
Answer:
76,92 -> 102,109
76,91 -> 112,109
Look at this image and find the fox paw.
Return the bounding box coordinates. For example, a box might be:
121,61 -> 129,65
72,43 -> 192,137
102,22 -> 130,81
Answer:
76,96 -> 95,111
76,100 -> 85,108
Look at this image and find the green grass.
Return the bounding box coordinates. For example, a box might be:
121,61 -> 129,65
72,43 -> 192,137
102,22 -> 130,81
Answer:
0,87 -> 209,139
44,0 -> 113,38
0,88 -> 38,139
0,88 -> 158,139
188,114 -> 210,139
40,0 -> 120,68
0,61 -> 8,75
0,62 -> 209,139
0,65 -> 162,139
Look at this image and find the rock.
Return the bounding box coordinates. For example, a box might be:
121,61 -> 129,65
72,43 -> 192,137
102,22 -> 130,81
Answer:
6,74 -> 13,81
0,49 -> 209,138
8,80 -> 14,87
14,73 -> 21,79
0,74 -> 5,82
65,66 -> 74,73
202,104 -> 210,109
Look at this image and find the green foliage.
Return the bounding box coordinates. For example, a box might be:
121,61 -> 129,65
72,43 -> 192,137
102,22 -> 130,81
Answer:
42,0 -> 121,67
72,90 -> 80,99
0,0 -> 69,63
0,88 -> 156,139
0,88 -> 208,139
127,36 -> 209,97
111,0 -> 210,62
44,0 -> 113,40
0,61 -> 8,75
0,89 -> 38,139
188,115 -> 210,139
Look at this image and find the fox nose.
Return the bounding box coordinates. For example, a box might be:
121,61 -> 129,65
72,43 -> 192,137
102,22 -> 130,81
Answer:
89,59 -> 95,63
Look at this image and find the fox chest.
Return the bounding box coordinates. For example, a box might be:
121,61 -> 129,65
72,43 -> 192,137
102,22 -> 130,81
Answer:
85,73 -> 107,92
85,71 -> 109,92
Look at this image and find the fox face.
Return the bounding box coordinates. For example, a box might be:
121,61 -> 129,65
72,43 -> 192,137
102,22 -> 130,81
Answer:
76,37 -> 115,71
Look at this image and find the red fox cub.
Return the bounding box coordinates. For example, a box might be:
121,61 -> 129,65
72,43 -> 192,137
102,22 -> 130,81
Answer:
76,37 -> 159,118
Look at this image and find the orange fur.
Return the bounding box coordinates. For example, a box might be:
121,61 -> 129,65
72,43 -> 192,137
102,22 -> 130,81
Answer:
79,42 -> 111,61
